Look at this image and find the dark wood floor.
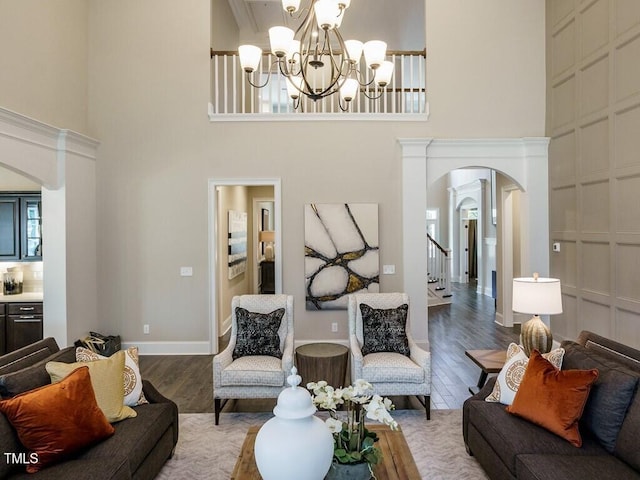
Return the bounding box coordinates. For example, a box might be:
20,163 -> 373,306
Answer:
138,282 -> 519,413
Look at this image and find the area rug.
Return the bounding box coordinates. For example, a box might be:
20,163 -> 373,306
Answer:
157,409 -> 488,479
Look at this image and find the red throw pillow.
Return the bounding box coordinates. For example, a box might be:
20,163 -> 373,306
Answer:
506,350 -> 598,447
0,366 -> 115,473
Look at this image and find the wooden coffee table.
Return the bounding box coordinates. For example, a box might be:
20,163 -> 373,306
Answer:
231,424 -> 421,479
465,349 -> 506,395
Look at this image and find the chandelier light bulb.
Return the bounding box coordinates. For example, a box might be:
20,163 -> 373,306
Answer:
344,39 -> 363,64
375,60 -> 394,86
363,40 -> 387,69
339,78 -> 359,102
269,26 -> 295,57
337,0 -> 351,10
314,0 -> 338,30
282,0 -> 301,13
238,45 -> 263,73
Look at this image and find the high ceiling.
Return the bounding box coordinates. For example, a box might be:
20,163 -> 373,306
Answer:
227,0 -> 425,50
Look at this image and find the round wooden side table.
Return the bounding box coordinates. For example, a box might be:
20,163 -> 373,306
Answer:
295,342 -> 349,388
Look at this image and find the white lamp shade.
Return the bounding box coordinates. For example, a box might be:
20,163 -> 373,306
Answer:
344,39 -> 363,64
314,0 -> 338,30
269,26 -> 295,57
286,40 -> 301,65
339,78 -> 359,102
286,76 -> 303,99
375,60 -> 394,86
512,277 -> 563,315
363,40 -> 387,69
238,45 -> 262,73
282,0 -> 301,13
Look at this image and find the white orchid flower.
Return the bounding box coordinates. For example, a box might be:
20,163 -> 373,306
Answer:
325,417 -> 343,434
352,379 -> 372,396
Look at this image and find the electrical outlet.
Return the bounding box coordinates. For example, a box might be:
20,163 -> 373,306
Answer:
331,322 -> 338,333
180,266 -> 193,277
143,324 -> 150,334
383,264 -> 395,274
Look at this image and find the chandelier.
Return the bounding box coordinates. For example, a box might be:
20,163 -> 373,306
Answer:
238,0 -> 394,110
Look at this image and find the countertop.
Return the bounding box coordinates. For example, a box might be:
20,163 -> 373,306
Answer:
0,292 -> 43,302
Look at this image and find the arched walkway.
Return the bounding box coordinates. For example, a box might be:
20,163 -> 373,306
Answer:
399,137 -> 550,343
0,107 -> 99,347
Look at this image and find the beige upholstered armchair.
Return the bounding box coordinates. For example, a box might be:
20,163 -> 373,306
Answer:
348,292 -> 431,419
213,294 -> 294,424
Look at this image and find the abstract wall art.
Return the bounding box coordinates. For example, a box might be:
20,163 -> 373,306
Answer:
228,210 -> 247,279
305,203 -> 379,310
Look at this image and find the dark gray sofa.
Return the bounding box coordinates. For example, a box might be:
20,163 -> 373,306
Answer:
0,338 -> 179,480
463,330 -> 640,480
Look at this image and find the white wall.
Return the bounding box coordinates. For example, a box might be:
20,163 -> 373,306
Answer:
0,0 -> 88,134
1,0 -> 547,350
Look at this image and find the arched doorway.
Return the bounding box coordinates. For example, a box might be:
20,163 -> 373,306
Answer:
399,137 -> 550,342
0,107 -> 99,347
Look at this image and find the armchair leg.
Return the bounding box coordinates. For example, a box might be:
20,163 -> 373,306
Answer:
425,395 -> 431,420
214,398 -> 224,425
415,395 -> 431,420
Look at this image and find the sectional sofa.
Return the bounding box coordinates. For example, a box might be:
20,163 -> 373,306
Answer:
463,330 -> 640,480
0,338 -> 178,479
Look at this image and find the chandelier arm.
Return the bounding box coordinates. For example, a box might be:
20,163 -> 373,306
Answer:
294,4 -> 316,37
361,86 -> 385,100
308,29 -> 347,98
245,57 -> 281,89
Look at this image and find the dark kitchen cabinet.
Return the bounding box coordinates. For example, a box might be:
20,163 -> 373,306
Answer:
0,197 -> 19,260
0,193 -> 42,261
5,302 -> 43,353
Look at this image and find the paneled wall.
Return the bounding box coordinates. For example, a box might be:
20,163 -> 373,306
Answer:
547,0 -> 640,347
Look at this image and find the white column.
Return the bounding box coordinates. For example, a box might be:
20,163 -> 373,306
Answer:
399,138 -> 432,344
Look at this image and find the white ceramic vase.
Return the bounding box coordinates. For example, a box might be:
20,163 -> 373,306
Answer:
254,367 -> 334,480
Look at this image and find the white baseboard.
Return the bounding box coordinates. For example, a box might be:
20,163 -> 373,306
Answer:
221,315 -> 232,338
494,312 -> 504,326
122,341 -> 212,355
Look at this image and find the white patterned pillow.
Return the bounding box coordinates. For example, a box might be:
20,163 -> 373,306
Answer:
485,343 -> 565,405
76,346 -> 148,406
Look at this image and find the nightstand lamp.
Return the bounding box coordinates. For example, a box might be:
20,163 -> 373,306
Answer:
512,273 -> 563,356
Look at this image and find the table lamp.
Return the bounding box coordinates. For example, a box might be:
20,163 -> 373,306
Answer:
259,230 -> 275,261
512,273 -> 563,356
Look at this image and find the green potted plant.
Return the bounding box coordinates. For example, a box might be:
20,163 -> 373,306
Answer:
306,379 -> 398,479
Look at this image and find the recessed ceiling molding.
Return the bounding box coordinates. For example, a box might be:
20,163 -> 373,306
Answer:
228,0 -> 259,34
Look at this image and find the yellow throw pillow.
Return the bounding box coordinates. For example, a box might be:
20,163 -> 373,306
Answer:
75,346 -> 148,407
46,350 -> 137,423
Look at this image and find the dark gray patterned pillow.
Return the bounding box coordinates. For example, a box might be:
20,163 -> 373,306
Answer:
360,303 -> 410,356
232,307 -> 285,360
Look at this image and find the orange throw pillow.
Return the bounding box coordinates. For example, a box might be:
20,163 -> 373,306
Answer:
506,350 -> 598,447
0,366 -> 115,473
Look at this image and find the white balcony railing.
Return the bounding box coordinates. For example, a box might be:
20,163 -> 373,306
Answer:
210,49 -> 427,118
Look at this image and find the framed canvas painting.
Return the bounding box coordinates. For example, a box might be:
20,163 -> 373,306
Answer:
305,203 -> 379,310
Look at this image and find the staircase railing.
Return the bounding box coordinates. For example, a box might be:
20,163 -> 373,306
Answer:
427,233 -> 452,298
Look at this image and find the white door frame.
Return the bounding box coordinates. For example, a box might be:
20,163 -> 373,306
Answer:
499,184 -> 521,327
208,178 -> 282,354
